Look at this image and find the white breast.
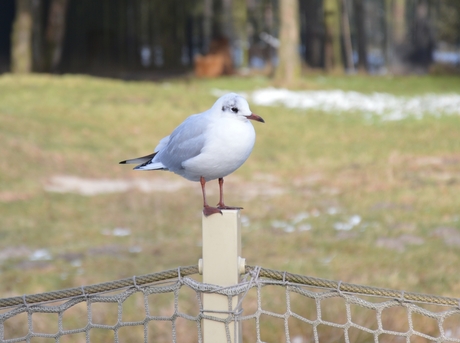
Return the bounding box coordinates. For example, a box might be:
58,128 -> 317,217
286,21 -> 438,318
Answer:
180,117 -> 256,181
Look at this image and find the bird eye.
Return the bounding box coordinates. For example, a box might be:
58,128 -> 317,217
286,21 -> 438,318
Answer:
231,107 -> 239,113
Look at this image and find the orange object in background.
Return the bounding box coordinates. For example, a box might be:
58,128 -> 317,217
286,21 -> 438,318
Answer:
194,37 -> 233,77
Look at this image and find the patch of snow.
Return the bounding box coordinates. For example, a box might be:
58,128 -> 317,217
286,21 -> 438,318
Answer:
45,175 -> 191,196
334,215 -> 362,231
271,217 -> 311,233
291,212 -> 310,224
291,336 -> 305,343
129,246 -> 142,253
298,224 -> 312,231
0,246 -> 31,261
376,234 -> 424,252
311,209 -> 320,217
71,259 -> 82,267
101,228 -> 131,237
30,249 -> 52,261
321,254 -> 336,265
271,220 -> 295,233
212,88 -> 460,121
326,207 -> 339,215
251,88 -> 460,121
44,174 -> 286,199
241,215 -> 251,227
434,50 -> 460,64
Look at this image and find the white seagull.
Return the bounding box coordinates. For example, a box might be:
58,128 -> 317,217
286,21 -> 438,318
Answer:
120,93 -> 264,216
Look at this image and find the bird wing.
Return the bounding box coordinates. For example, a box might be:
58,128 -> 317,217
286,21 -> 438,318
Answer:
154,135 -> 170,152
119,112 -> 210,172
157,113 -> 210,171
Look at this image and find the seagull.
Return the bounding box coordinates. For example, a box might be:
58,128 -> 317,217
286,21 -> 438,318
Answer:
120,93 -> 264,216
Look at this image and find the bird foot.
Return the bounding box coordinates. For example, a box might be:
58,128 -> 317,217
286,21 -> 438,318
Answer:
203,205 -> 223,217
217,204 -> 243,210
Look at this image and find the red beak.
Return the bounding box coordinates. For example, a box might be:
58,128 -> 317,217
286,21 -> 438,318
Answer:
246,113 -> 265,123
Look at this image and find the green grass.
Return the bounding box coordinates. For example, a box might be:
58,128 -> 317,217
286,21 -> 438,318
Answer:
1,73 -> 460,341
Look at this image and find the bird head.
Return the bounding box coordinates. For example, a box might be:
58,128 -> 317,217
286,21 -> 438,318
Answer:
214,93 -> 265,123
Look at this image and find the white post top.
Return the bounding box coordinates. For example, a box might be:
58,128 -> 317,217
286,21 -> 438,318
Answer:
201,209 -> 243,343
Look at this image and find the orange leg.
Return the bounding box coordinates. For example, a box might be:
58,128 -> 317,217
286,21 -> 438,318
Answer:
216,177 -> 243,210
200,176 -> 222,216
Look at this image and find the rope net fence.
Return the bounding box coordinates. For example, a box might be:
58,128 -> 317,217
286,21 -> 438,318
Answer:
1,265 -> 459,343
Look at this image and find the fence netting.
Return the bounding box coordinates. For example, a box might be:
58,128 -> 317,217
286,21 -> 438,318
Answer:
1,265 -> 459,343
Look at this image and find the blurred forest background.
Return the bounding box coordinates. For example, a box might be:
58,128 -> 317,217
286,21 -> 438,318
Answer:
1,0 -> 460,79
2,1 -> 460,341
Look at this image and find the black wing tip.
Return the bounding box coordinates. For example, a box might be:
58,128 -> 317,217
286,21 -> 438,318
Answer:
119,160 -> 127,164
136,159 -> 153,169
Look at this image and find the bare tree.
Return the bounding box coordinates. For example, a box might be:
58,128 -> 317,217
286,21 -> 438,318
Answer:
31,0 -> 45,72
274,0 -> 301,84
323,0 -> 342,72
45,0 -> 69,72
300,0 -> 322,68
232,0 -> 248,67
11,0 -> 33,73
222,0 -> 234,41
437,0 -> 460,44
341,0 -> 354,71
203,0 -> 213,53
354,0 -> 368,71
407,1 -> 434,71
393,0 -> 406,47
12,0 -> 69,73
385,0 -> 407,73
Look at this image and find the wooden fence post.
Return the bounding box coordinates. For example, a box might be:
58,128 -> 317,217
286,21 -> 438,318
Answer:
200,209 -> 245,343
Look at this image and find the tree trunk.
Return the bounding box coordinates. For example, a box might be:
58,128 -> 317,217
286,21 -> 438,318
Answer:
393,0 -> 406,46
139,0 -> 151,67
232,0 -> 248,68
45,0 -> 69,72
203,0 -> 213,53
390,0 -> 407,73
384,0 -> 392,71
118,0 -> 127,68
408,1 -> 434,71
354,0 -> 368,71
388,0 -> 407,73
222,0 -> 233,40
31,0 -> 45,72
302,0 -> 322,68
11,0 -> 33,73
341,0 -> 354,71
323,0 -> 342,72
274,0 -> 301,84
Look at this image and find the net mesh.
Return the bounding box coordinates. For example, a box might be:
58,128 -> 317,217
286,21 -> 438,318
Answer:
1,265 -> 459,343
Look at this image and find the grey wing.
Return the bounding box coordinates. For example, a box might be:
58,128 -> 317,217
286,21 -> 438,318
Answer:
154,135 -> 170,152
157,113 -> 209,171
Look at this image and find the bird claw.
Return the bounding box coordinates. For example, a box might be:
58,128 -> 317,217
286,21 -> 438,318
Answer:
217,204 -> 243,210
203,206 -> 223,217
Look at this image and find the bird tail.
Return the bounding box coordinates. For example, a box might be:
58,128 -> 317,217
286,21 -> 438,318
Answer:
119,152 -> 157,165
134,161 -> 166,170
119,152 -> 167,171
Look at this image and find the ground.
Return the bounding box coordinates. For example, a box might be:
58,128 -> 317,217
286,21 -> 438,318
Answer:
1,73 -> 460,341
